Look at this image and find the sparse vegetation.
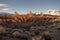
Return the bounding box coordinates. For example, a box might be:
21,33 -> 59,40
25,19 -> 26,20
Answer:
0,11 -> 60,40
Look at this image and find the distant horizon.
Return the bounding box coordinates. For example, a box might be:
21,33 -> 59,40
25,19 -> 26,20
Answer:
0,9 -> 60,15
0,9 -> 60,14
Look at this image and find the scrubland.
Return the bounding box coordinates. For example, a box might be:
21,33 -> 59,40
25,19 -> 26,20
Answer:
0,12 -> 60,40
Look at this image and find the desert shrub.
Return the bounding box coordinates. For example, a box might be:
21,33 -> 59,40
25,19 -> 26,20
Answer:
12,31 -> 21,38
0,26 -> 6,34
6,28 -> 13,34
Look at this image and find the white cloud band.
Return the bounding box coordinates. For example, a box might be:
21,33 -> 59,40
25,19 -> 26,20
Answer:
2,8 -> 13,11
0,4 -> 8,7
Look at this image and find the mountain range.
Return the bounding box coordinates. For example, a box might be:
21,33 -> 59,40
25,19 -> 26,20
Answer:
41,10 -> 60,15
0,10 -> 60,16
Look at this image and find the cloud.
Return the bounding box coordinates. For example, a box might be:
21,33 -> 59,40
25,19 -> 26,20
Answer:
2,8 -> 13,11
0,4 -> 8,7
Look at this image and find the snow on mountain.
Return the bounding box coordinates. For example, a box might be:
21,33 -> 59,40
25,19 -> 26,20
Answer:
40,10 -> 60,15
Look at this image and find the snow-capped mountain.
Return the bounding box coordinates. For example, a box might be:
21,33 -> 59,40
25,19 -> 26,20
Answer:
41,10 -> 60,15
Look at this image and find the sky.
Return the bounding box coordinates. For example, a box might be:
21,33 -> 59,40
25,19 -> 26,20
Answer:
0,0 -> 60,14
